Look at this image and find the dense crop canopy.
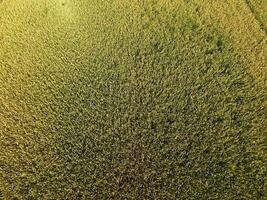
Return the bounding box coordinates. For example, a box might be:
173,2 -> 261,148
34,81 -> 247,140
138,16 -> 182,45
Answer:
0,0 -> 266,199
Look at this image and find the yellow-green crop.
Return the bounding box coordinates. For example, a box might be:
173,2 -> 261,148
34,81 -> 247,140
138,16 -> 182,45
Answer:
0,0 -> 266,199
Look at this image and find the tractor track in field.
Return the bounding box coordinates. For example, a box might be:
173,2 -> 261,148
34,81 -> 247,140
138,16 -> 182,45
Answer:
244,0 -> 266,35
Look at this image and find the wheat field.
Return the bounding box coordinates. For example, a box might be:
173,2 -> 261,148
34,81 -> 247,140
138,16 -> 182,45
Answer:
0,0 -> 266,199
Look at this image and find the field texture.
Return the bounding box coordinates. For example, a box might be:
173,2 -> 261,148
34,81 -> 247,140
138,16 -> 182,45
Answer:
0,0 -> 266,199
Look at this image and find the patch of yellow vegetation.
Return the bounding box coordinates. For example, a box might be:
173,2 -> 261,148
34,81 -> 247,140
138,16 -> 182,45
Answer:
246,0 -> 267,31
